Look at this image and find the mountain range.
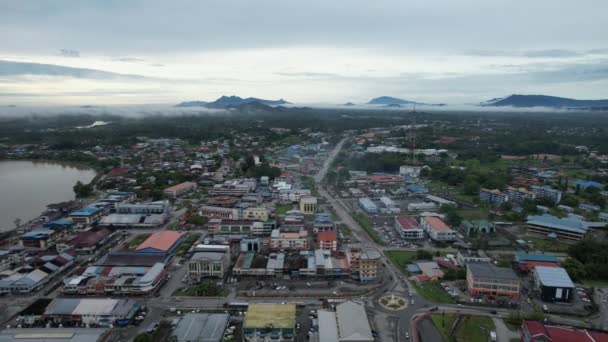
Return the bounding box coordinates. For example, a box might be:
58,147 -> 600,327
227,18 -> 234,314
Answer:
482,94 -> 608,109
176,96 -> 290,108
367,96 -> 416,105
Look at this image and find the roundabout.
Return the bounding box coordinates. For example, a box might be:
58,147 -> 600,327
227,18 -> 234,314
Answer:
379,294 -> 408,311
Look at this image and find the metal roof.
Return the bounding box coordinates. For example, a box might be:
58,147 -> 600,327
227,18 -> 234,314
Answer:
534,266 -> 575,288
318,310 -> 339,342
527,214 -> 589,234
516,253 -> 559,263
0,328 -> 108,342
467,263 -> 519,280
172,313 -> 229,342
335,301 -> 373,341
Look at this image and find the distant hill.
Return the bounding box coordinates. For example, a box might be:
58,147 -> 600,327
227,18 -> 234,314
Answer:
176,96 -> 290,108
483,94 -> 608,108
367,96 -> 415,105
225,101 -> 280,113
343,102 -> 355,106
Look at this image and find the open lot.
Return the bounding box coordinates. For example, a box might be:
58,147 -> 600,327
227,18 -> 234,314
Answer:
431,313 -> 495,342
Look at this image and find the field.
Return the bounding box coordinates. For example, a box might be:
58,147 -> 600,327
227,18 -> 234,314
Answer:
125,233 -> 151,250
175,283 -> 228,297
174,232 -> 202,256
385,250 -> 417,273
274,203 -> 294,216
414,282 -> 456,304
431,314 -> 495,342
526,237 -> 571,253
353,212 -> 385,245
244,304 -> 296,329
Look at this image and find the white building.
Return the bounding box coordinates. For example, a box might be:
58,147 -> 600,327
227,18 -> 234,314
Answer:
278,189 -> 311,203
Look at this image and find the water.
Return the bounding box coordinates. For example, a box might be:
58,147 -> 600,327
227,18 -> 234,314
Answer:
0,160 -> 97,231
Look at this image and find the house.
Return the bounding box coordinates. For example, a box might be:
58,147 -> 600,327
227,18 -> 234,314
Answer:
394,217 -> 424,239
466,263 -> 520,298
420,217 -> 456,241
135,231 -> 183,255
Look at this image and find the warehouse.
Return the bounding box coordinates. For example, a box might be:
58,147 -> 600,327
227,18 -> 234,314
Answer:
135,230 -> 183,255
533,266 -> 575,302
171,313 -> 230,342
43,298 -> 139,326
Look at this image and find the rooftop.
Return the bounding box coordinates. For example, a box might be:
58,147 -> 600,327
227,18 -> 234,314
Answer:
135,231 -> 183,253
516,253 -> 559,263
165,181 -> 197,192
534,266 -> 575,288
336,301 -> 373,341
423,216 -> 450,231
172,313 -> 229,342
467,263 -> 519,280
395,217 -> 419,230
527,214 -> 590,234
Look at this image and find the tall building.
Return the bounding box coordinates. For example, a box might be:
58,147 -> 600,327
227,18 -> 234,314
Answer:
479,188 -> 508,205
531,185 -> 562,204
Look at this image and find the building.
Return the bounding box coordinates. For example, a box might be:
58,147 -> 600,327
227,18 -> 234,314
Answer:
299,195 -> 318,214
421,217 -> 456,241
466,263 -> 520,298
210,179 -> 257,196
43,298 -> 139,327
171,313 -> 230,342
270,228 -> 309,251
394,217 -> 424,239
318,300 -> 374,342
399,165 -> 422,178
0,328 -> 109,342
69,207 -> 104,225
460,220 -> 495,236
57,228 -> 114,254
98,212 -> 167,228
19,229 -> 55,249
199,206 -> 239,220
516,253 -> 560,273
62,262 -> 166,296
347,248 -> 381,282
456,250 -> 491,267
526,214 -> 590,241
358,198 -> 378,214
425,195 -> 456,207
243,303 -> 296,342
115,201 -> 170,214
531,185 -> 562,204
188,251 -> 231,280
242,207 -> 269,221
416,261 -> 444,281
135,230 -> 183,255
533,266 -> 575,302
164,181 -> 197,198
506,187 -> 535,203
211,220 -> 258,235
479,188 -> 508,206
407,202 -> 436,211
278,189 -> 311,203
317,231 -> 338,252
313,213 -> 335,233
521,320 -> 608,342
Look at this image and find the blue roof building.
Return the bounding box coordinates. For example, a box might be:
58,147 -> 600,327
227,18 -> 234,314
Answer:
405,184 -> 428,194
516,253 -> 559,263
527,214 -> 591,241
69,206 -> 104,225
575,180 -> 604,189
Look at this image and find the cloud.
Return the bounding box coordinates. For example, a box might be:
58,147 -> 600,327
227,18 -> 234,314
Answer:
113,57 -> 145,63
59,49 -> 80,57
0,60 -> 149,80
523,50 -> 582,58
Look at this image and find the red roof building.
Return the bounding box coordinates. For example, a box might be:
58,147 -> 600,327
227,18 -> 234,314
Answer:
522,320 -> 608,342
394,217 -> 424,239
135,231 -> 184,254
519,261 -> 560,273
317,231 -> 338,252
66,228 -> 113,253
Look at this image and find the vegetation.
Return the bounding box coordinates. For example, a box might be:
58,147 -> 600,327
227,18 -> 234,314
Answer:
353,212 -> 384,245
413,282 -> 456,303
174,232 -> 202,256
385,250 -> 417,272
176,283 -> 228,297
432,314 -> 495,342
563,240 -> 608,282
73,180 -> 94,197
274,203 -> 294,216
133,321 -> 171,342
125,233 -> 151,250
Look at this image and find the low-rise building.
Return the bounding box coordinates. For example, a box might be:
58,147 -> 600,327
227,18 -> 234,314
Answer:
313,213 -> 335,233
421,217 -> 456,241
164,181 -> 197,198
521,320 -> 608,342
318,300 -> 374,342
347,247 -> 381,282
533,266 -> 574,302
395,217 -> 424,239
317,231 -> 338,252
358,198 -> 378,214
516,253 -> 560,273
270,228 -> 309,251
172,313 -> 230,342
460,220 -> 495,236
479,188 -> 508,205
531,185 -> 562,204
69,206 -> 104,226
299,195 -> 318,214
56,228 -> 114,254
135,230 -> 183,255
407,202 -> 436,211
506,187 -> 535,203
43,298 -> 139,327
188,251 -> 231,280
466,263 -> 520,298
278,189 -> 312,203
199,206 -> 240,220
242,207 -> 269,221
526,214 -> 591,241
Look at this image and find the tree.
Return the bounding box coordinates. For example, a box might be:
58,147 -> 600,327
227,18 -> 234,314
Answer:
73,181 -> 93,198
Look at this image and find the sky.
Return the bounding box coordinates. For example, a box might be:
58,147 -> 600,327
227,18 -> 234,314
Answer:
0,0 -> 607,106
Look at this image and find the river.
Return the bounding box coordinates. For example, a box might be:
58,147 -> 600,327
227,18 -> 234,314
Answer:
0,160 -> 97,232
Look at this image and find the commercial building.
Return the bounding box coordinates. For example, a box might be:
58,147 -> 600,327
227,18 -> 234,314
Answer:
479,188 -> 508,206
242,207 -> 269,221
394,217 -> 424,239
210,179 -> 257,196
43,298 -> 139,327
56,228 -> 114,254
171,313 -> 230,342
531,185 -> 562,204
270,228 -> 309,251
19,229 -> 55,249
313,213 -> 335,233
62,262 -> 166,296
164,181 -> 197,198
521,320 -> 608,342
211,220 -> 258,235
358,198 -> 378,214
456,250 -> 491,267
347,247 -> 381,282
299,195 -> 318,214
526,214 -> 590,241
506,187 -> 535,203
299,249 -> 348,277
533,266 -> 575,302
243,303 -> 296,342
516,253 -> 560,273
379,196 -> 400,213
399,165 -> 422,178
0,251 -> 76,294
316,231 -> 338,252
115,201 -> 170,214
188,251 -> 231,280
199,206 -> 239,220
421,217 -> 456,241
135,230 -> 183,255
0,328 -> 109,342
98,212 -> 167,228
318,300 -> 374,342
466,263 -> 520,298
69,207 -> 104,226
278,189 -> 312,203
415,261 -> 444,281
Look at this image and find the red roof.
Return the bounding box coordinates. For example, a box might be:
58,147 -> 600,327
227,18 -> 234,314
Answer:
109,167 -> 129,175
423,217 -> 450,232
368,175 -> 404,183
523,320 -> 608,342
395,217 -> 419,230
69,228 -> 112,248
519,261 -> 560,272
317,231 -> 337,242
136,231 -> 183,252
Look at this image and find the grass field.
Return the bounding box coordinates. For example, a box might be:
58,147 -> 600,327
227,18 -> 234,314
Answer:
581,279 -> 608,287
275,204 -> 294,215
338,223 -> 352,237
526,237 -> 571,253
353,212 -> 385,245
174,232 -> 202,256
126,233 -> 151,250
385,250 -> 417,273
431,314 -> 495,342
414,282 -> 456,304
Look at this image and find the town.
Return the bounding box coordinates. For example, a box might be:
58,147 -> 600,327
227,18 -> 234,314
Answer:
0,110 -> 607,342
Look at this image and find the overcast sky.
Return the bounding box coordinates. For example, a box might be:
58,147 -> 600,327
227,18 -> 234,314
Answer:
1,0 -> 607,106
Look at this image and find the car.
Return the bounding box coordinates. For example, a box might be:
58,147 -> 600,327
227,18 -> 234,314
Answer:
405,331 -> 410,339
457,304 -> 463,307
490,310 -> 497,314
410,299 -> 414,304
429,306 -> 439,312
542,305 -> 548,312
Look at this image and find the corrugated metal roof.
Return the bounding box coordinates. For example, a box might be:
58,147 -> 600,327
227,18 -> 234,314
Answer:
534,266 -> 575,288
336,301 -> 373,341
318,310 -> 339,342
172,313 -> 229,342
135,231 -> 183,253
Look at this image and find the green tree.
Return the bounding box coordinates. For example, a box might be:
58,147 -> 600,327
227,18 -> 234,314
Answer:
73,181 -> 93,198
